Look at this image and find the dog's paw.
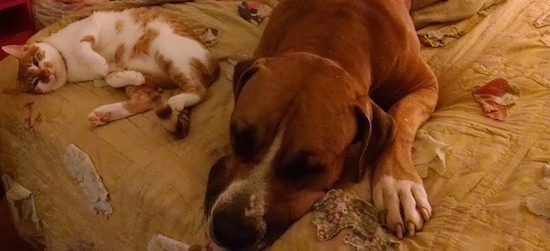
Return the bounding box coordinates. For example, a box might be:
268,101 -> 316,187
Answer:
372,175 -> 432,239
105,70 -> 145,88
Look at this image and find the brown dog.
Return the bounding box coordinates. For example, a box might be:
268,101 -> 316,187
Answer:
204,0 -> 438,249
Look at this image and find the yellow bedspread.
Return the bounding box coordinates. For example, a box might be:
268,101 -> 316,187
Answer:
0,0 -> 549,250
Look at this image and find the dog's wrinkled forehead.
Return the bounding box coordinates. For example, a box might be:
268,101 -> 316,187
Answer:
230,60 -> 359,172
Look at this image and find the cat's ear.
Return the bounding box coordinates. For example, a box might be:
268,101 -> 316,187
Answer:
1,45 -> 29,59
232,58 -> 260,100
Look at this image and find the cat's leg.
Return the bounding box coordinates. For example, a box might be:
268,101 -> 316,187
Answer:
88,85 -> 159,126
78,37 -> 109,77
153,50 -> 219,139
105,70 -> 146,88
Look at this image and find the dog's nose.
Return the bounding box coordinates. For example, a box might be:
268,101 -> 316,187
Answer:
211,206 -> 264,250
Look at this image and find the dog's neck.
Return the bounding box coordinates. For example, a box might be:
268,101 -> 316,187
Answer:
279,51 -> 342,71
276,51 -> 370,96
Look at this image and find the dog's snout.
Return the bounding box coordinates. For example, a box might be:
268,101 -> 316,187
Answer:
211,206 -> 263,250
209,181 -> 267,250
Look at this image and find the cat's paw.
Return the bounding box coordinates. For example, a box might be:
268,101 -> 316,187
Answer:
88,103 -> 132,126
167,93 -> 201,112
88,110 -> 111,126
97,61 -> 109,76
83,51 -> 108,76
86,55 -> 108,76
105,71 -> 145,88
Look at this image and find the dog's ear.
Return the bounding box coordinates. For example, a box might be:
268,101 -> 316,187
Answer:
352,97 -> 396,182
232,59 -> 259,100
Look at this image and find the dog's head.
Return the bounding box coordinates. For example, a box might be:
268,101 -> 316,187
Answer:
205,53 -> 395,250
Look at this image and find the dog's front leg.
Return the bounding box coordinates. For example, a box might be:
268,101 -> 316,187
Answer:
372,72 -> 438,239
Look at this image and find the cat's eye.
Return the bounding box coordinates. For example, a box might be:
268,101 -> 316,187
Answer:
33,79 -> 39,87
32,58 -> 39,66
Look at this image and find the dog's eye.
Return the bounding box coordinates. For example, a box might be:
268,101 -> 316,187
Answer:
32,58 -> 39,66
281,153 -> 325,181
285,164 -> 324,181
230,122 -> 259,161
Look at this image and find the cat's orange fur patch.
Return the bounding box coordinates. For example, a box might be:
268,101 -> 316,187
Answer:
35,50 -> 44,61
115,20 -> 124,33
154,52 -> 173,73
133,28 -> 159,57
191,56 -> 220,89
122,85 -> 158,113
80,36 -> 96,46
115,44 -> 125,63
129,7 -> 195,39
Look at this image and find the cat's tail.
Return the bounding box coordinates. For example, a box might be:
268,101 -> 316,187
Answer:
154,95 -> 192,139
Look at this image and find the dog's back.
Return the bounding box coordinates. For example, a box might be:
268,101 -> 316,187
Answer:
254,0 -> 419,99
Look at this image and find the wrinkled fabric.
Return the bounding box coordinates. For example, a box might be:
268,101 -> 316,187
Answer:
0,0 -> 550,250
413,130 -> 450,178
413,0 -> 507,47
525,164 -> 550,219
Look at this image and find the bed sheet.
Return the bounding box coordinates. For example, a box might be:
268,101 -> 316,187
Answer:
0,0 -> 549,250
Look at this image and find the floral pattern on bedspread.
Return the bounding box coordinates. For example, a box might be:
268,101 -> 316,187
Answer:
312,189 -> 399,250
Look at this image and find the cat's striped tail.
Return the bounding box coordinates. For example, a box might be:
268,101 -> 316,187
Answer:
154,97 -> 192,139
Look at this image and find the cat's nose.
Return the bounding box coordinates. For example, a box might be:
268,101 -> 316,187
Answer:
41,69 -> 51,78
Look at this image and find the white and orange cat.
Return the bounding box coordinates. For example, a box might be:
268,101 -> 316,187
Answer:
2,6 -> 220,139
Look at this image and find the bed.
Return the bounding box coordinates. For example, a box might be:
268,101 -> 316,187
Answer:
1,0 -> 549,250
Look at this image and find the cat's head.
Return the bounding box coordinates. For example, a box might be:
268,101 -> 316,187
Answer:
2,43 -> 67,93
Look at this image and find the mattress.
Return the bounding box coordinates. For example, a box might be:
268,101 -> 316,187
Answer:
0,0 -> 549,250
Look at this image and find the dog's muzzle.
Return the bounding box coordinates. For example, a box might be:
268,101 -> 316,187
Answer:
208,180 -> 268,250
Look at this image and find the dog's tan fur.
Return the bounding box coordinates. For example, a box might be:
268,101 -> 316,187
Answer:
205,0 -> 438,249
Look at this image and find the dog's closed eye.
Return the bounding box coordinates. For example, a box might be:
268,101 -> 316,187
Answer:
278,152 -> 325,181
230,122 -> 259,162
